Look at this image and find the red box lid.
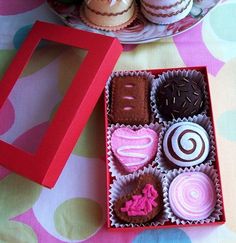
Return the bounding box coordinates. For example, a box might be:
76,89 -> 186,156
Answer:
0,21 -> 122,188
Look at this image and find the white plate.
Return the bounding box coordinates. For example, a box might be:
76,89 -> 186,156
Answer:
47,0 -> 221,44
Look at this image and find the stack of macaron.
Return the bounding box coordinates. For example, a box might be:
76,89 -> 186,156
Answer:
69,0 -> 194,31
106,68 -> 222,228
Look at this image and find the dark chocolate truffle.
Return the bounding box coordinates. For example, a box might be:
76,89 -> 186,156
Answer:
156,75 -> 204,120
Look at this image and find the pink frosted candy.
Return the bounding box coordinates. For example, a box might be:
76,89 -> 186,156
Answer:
169,172 -> 216,221
111,127 -> 158,173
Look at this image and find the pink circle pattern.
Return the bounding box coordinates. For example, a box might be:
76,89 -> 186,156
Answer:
0,99 -> 15,135
173,22 -> 224,76
12,122 -> 50,154
0,0 -> 45,15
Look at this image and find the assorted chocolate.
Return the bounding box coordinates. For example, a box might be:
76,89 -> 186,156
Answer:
168,171 -> 216,221
110,75 -> 150,125
111,127 -> 158,173
156,75 -> 204,120
163,121 -> 210,167
106,69 -> 222,228
113,173 -> 163,224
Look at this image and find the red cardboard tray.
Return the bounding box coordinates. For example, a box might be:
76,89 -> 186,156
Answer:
105,67 -> 225,230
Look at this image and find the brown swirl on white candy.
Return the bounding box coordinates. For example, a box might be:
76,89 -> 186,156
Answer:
163,122 -> 210,167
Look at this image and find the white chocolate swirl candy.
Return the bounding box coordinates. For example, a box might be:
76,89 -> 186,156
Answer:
111,127 -> 158,173
163,122 -> 210,167
169,172 -> 216,221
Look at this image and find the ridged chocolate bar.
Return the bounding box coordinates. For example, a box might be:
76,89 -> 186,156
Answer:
110,75 -> 150,125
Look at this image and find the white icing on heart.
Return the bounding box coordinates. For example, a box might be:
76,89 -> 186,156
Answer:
116,134 -> 155,166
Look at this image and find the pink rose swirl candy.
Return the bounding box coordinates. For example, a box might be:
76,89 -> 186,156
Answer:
169,172 -> 216,221
111,127 -> 158,173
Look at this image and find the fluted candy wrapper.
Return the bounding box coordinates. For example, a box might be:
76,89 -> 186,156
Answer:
165,164 -> 223,225
156,114 -> 216,172
150,69 -> 209,124
169,172 -> 216,220
105,70 -> 155,124
109,166 -> 168,227
107,123 -> 162,178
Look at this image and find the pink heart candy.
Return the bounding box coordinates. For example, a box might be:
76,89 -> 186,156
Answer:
111,127 -> 158,173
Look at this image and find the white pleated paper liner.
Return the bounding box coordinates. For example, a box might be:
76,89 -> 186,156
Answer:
156,114 -> 216,172
105,70 -> 156,124
165,164 -> 223,225
109,166 -> 169,228
150,69 -> 209,124
107,123 -> 162,178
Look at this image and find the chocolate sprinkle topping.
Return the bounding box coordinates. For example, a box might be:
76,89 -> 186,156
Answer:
172,84 -> 175,92
164,83 -> 170,88
186,97 -> 192,103
191,109 -> 197,115
173,109 -> 180,113
156,75 -> 205,120
191,84 -> 197,91
177,83 -> 185,87
183,77 -> 189,83
194,99 -> 199,106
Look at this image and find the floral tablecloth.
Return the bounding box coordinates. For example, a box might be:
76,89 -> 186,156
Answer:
0,0 -> 236,242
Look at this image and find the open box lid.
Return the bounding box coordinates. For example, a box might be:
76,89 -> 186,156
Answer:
0,21 -> 122,188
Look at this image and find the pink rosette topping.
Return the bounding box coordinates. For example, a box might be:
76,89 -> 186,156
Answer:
169,172 -> 216,221
121,184 -> 158,216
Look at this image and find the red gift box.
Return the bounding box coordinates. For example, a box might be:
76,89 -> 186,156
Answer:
0,21 -> 122,188
105,67 -> 226,229
0,21 -> 225,229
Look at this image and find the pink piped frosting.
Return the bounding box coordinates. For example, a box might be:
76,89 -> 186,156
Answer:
169,172 -> 216,221
111,127 -> 158,173
120,184 -> 158,216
